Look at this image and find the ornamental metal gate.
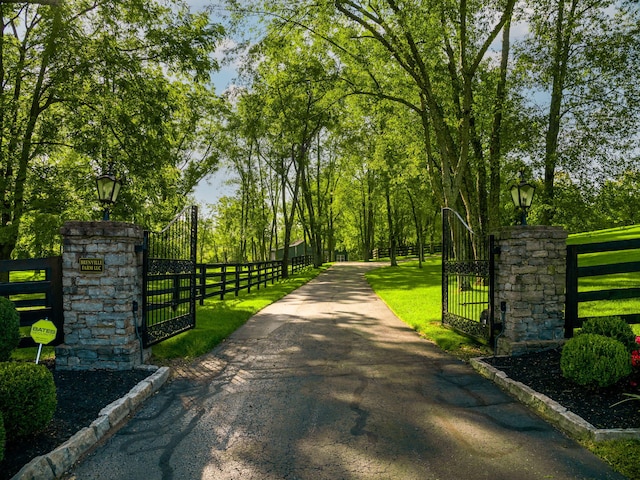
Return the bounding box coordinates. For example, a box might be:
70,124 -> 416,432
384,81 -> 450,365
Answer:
142,205 -> 198,347
441,207 -> 496,345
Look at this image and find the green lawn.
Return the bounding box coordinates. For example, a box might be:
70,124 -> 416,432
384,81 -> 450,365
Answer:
365,257 -> 491,360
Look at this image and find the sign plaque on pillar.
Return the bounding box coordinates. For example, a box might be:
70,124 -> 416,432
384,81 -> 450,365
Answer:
79,257 -> 104,273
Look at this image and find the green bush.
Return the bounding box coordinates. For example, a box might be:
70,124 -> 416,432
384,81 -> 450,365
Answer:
0,362 -> 57,440
580,316 -> 637,352
0,298 -> 20,361
0,411 -> 4,462
561,333 -> 632,388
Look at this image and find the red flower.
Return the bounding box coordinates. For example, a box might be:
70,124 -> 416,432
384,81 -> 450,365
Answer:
632,337 -> 640,368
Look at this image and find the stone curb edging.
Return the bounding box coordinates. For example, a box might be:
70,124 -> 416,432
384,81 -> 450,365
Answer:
470,357 -> 640,443
11,366 -> 171,480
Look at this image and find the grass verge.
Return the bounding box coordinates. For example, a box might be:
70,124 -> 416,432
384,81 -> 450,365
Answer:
586,439 -> 640,480
365,257 -> 491,361
151,265 -> 330,363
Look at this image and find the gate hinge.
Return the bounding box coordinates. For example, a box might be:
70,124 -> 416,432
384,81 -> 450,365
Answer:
492,246 -> 501,255
135,237 -> 148,253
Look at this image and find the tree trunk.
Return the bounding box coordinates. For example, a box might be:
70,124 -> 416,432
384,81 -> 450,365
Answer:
541,0 -> 576,225
487,14 -> 511,234
384,179 -> 397,267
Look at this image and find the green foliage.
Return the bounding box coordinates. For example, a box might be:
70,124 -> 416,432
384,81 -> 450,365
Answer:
0,0 -> 224,260
580,316 -> 637,352
0,410 -> 4,463
0,362 -> 57,440
0,298 -> 20,362
561,334 -> 632,388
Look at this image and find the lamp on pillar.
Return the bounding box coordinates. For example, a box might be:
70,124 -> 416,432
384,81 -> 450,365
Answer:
96,173 -> 121,221
510,171 -> 536,225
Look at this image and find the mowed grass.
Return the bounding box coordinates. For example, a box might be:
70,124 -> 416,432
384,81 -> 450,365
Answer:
365,257 -> 491,360
151,265 -> 329,362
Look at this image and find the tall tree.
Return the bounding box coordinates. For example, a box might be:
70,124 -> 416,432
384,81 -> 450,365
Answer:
0,0 -> 223,258
516,0 -> 640,224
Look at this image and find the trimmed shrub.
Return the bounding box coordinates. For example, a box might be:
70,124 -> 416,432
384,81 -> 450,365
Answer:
0,362 -> 57,440
0,411 -> 4,462
580,316 -> 637,352
0,297 -> 20,361
561,333 -> 632,388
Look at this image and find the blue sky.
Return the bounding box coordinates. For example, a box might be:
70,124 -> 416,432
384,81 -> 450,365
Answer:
187,1 -> 242,209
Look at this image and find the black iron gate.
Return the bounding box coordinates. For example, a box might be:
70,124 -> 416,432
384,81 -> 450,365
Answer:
142,205 -> 198,347
441,207 -> 496,345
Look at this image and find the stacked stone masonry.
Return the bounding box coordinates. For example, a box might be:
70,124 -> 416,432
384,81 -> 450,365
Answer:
495,226 -> 568,356
55,221 -> 150,370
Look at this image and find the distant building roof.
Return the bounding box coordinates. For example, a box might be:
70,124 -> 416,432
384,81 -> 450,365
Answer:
271,239 -> 305,252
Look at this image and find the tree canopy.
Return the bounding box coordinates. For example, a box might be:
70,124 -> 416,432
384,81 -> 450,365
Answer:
1,0 -> 639,262
0,0 -> 223,258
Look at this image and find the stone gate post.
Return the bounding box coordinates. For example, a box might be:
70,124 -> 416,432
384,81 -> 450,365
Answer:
494,226 -> 567,356
55,221 -> 151,370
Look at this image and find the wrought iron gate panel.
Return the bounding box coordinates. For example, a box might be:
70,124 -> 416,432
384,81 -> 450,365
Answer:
442,208 -> 496,345
142,205 -> 198,347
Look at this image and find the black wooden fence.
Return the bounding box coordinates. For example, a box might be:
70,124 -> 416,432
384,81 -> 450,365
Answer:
565,238 -> 640,336
371,244 -> 442,260
1,253 -> 313,349
0,256 -> 64,348
197,255 -> 313,304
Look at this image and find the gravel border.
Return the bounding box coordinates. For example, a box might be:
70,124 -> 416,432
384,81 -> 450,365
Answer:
471,357 -> 640,443
11,365 -> 170,480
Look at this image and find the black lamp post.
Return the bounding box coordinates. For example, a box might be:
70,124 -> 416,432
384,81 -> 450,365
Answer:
96,173 -> 121,221
510,171 -> 536,225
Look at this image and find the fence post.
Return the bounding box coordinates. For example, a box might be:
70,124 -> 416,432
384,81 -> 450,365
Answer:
235,264 -> 240,297
198,264 -> 205,306
221,264 -> 226,300
49,256 -> 64,345
565,244 -> 578,338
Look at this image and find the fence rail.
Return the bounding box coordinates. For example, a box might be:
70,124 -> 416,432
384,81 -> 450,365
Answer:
371,244 -> 442,260
197,255 -> 313,304
0,256 -> 64,348
565,238 -> 640,336
2,253 -> 314,349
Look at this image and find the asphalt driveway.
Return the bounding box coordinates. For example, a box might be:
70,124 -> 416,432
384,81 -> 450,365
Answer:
63,263 -> 624,480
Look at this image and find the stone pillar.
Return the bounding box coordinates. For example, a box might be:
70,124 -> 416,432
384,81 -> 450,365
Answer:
55,221 -> 151,370
495,226 -> 567,356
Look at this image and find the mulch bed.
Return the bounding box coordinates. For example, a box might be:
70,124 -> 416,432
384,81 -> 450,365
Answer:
0,361 -> 151,480
483,348 -> 640,429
